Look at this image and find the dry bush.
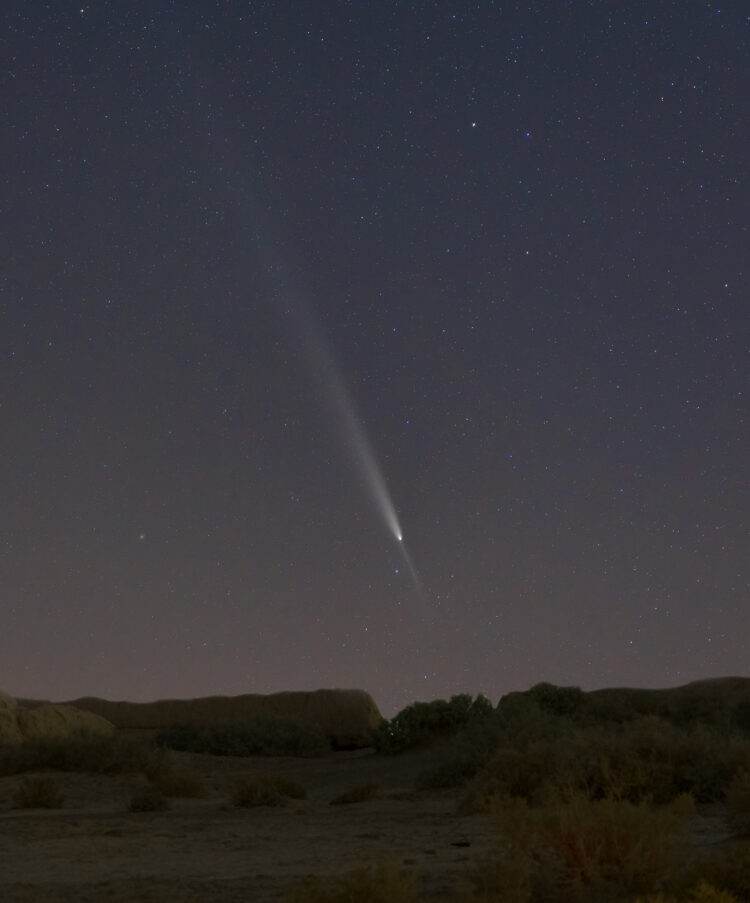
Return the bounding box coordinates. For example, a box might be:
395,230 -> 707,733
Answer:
635,882 -> 742,902
461,716 -> 750,815
688,844 -> 750,902
285,858 -> 420,902
330,781 -> 379,805
459,736 -> 590,812
466,793 -> 694,901
143,749 -> 205,798
148,765 -> 205,798
230,774 -> 306,807
12,776 -> 63,809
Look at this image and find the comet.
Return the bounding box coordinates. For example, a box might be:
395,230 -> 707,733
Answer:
288,298 -> 405,547
268,275 -> 423,593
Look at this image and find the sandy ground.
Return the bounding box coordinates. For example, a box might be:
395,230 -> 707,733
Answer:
0,736 -> 500,901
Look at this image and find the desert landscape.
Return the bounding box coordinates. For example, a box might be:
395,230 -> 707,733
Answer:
2,681 -> 750,902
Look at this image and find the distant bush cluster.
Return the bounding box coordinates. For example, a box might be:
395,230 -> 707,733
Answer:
0,733 -> 151,777
374,693 -> 494,753
353,682 -> 750,901
155,716 -> 330,758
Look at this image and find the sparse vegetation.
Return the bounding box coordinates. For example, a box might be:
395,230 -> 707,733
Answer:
285,858 -> 420,903
155,716 -> 330,758
145,755 -> 206,798
330,781 -> 379,805
230,774 -> 306,807
5,680 -> 750,900
12,776 -> 64,809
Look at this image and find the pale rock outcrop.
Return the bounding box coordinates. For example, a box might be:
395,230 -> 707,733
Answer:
68,688 -> 384,748
0,691 -> 115,745
16,704 -> 114,742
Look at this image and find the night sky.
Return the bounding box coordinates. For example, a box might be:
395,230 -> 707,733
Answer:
3,3 -> 747,716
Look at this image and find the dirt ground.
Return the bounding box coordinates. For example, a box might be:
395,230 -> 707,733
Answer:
0,734 -> 500,902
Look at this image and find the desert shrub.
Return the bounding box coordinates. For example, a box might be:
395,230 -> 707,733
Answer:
375,694 -> 493,753
128,785 -> 169,812
146,763 -> 205,798
600,720 -> 750,803
462,716 -> 750,814
285,858 -> 420,903
141,747 -> 205,798
459,732 -> 598,813
12,776 -> 63,809
494,692 -> 576,746
155,717 -> 329,758
416,706 -> 514,791
635,883 -> 742,902
526,683 -> 588,718
470,793 -> 694,901
585,688 -> 663,725
667,696 -> 730,730
230,774 -> 306,807
0,733 -> 151,776
330,782 -> 379,805
691,845 -> 750,901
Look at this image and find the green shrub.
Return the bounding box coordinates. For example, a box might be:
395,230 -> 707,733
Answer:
12,776 -> 63,809
330,782 -> 379,805
155,717 -> 329,758
285,858 -> 420,903
375,694 -> 493,753
230,774 -> 306,807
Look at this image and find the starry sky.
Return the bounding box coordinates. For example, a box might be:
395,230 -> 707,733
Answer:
2,2 -> 747,716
